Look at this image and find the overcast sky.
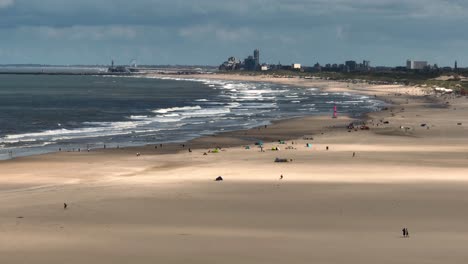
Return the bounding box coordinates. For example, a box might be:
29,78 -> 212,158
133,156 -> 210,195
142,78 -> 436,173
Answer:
0,0 -> 467,66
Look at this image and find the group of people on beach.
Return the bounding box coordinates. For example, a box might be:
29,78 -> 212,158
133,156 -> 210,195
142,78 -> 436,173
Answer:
402,227 -> 410,238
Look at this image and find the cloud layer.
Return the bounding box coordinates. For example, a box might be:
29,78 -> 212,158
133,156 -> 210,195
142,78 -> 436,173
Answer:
0,0 -> 467,65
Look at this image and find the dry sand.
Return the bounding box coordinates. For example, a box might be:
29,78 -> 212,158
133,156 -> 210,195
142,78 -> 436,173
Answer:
1,74 -> 468,263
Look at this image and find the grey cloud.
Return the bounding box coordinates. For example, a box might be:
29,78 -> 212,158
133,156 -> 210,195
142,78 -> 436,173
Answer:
0,0 -> 13,8
0,0 -> 467,65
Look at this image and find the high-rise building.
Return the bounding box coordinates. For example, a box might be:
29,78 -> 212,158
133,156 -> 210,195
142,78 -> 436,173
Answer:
406,60 -> 428,70
455,61 -> 458,71
254,49 -> 260,69
244,56 -> 257,71
363,60 -> 370,68
345,61 -> 357,71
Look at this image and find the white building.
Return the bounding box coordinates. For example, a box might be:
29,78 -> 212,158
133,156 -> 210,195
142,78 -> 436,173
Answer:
261,65 -> 269,71
292,63 -> 302,69
407,60 -> 428,70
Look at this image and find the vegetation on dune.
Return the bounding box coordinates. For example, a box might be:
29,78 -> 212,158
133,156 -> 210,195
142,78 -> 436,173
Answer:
218,69 -> 468,93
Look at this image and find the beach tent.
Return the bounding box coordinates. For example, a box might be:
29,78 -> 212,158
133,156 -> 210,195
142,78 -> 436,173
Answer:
306,143 -> 312,148
275,158 -> 289,163
255,141 -> 264,146
245,146 -> 251,150
278,140 -> 286,144
212,148 -> 220,153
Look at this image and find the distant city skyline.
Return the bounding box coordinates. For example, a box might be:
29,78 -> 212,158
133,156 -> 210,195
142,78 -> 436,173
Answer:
1,0 -> 467,66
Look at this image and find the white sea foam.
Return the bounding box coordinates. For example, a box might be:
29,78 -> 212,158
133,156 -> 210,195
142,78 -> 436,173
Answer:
153,105 -> 202,114
180,107 -> 231,117
1,120 -> 156,144
162,113 -> 180,117
129,115 -> 149,120
242,89 -> 275,94
227,102 -> 241,108
237,103 -> 277,109
343,100 -> 365,104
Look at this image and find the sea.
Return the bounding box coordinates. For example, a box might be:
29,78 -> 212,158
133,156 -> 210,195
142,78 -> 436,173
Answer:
0,73 -> 383,159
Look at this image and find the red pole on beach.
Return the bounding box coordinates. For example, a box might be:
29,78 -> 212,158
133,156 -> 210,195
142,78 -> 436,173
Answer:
333,105 -> 337,118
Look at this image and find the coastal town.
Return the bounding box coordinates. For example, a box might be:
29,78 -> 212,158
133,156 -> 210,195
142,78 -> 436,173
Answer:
216,49 -> 468,93
219,48 -> 463,74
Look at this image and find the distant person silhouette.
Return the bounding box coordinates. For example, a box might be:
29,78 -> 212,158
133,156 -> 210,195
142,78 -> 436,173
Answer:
64,203 -> 68,210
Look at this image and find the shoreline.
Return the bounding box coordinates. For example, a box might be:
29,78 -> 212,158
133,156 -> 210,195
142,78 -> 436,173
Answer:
3,73 -> 461,182
1,73 -> 384,161
0,73 -> 443,172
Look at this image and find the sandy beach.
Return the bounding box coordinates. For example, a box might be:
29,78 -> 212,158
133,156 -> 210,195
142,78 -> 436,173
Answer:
1,74 -> 468,263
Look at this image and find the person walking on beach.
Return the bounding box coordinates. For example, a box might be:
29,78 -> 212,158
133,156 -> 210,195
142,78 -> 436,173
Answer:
402,228 -> 406,237
280,174 -> 283,180
64,203 -> 68,210
353,152 -> 356,157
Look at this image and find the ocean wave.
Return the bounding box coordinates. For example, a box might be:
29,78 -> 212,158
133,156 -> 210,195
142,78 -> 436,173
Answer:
227,102 -> 241,108
129,115 -> 149,120
1,120 -> 145,143
329,100 -> 365,105
160,113 -> 180,117
180,107 -> 231,117
153,105 -> 202,114
241,89 -> 276,95
237,103 -> 277,109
